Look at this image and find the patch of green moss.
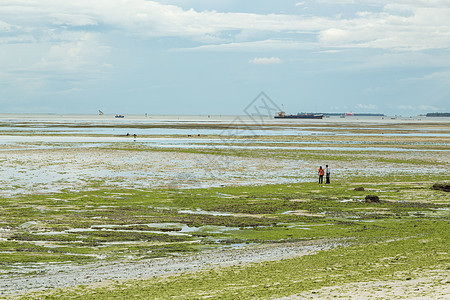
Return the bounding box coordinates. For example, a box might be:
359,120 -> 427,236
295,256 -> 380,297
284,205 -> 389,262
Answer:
20,220 -> 448,299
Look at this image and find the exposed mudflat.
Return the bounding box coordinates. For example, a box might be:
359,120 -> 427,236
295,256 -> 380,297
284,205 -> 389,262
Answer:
0,115 -> 448,299
0,240 -> 339,296
277,269 -> 450,300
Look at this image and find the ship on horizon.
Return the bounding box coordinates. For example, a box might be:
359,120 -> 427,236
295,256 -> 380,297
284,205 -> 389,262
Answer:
274,111 -> 323,119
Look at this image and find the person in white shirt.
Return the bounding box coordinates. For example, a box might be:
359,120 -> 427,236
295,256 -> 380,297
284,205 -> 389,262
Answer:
325,165 -> 331,184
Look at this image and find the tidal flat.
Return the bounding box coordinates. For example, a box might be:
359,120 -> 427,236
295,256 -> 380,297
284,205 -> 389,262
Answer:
0,114 -> 449,299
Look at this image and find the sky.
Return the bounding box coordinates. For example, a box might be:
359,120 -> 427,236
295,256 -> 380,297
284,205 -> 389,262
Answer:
1,0 -> 449,115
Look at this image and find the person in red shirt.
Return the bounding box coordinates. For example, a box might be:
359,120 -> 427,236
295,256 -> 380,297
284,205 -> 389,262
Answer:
318,166 -> 324,184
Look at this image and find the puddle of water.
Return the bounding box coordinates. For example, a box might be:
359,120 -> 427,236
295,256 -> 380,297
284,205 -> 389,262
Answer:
178,208 -> 233,217
33,241 -> 61,248
339,199 -> 364,203
19,221 -> 40,229
100,241 -> 143,245
34,223 -> 242,239
421,207 -> 450,217
285,225 -> 312,230
220,243 -> 252,248
33,232 -> 67,237
216,193 -> 235,198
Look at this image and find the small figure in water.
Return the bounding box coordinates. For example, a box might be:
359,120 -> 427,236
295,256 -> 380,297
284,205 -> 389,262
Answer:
318,166 -> 324,184
325,165 -> 331,184
133,134 -> 137,139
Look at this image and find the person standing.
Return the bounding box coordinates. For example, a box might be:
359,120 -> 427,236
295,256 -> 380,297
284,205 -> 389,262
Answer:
318,166 -> 324,184
325,165 -> 331,184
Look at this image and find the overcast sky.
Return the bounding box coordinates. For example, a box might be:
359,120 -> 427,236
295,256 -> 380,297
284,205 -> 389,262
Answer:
1,0 -> 449,115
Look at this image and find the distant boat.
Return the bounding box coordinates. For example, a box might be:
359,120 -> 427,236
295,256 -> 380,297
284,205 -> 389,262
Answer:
98,110 -> 104,115
345,112 -> 354,116
274,111 -> 323,119
115,114 -> 125,118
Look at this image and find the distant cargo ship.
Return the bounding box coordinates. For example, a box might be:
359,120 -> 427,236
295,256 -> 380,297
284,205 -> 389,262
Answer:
274,111 -> 323,119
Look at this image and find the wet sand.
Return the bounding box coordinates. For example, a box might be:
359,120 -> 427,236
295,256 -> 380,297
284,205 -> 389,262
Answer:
0,240 -> 340,296
0,114 -> 448,298
0,115 -> 448,196
277,269 -> 450,300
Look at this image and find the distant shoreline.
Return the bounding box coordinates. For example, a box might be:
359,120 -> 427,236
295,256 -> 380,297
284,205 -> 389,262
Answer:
0,113 -> 448,118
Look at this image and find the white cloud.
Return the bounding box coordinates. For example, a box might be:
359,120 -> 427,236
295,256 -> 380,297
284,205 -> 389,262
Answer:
0,0 -> 449,55
316,49 -> 342,53
318,9 -> 450,50
421,71 -> 450,83
0,20 -> 13,31
397,105 -> 415,110
319,28 -> 349,44
317,0 -> 450,6
35,33 -> 111,72
356,103 -> 378,110
397,104 -> 443,111
0,1 -> 331,39
180,39 -> 316,52
1,0 -> 450,84
418,105 -> 440,111
249,57 -> 282,64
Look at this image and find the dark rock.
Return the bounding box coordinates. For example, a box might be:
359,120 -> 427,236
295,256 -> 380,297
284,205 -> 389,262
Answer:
365,195 -> 380,203
431,183 -> 450,192
354,187 -> 365,191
